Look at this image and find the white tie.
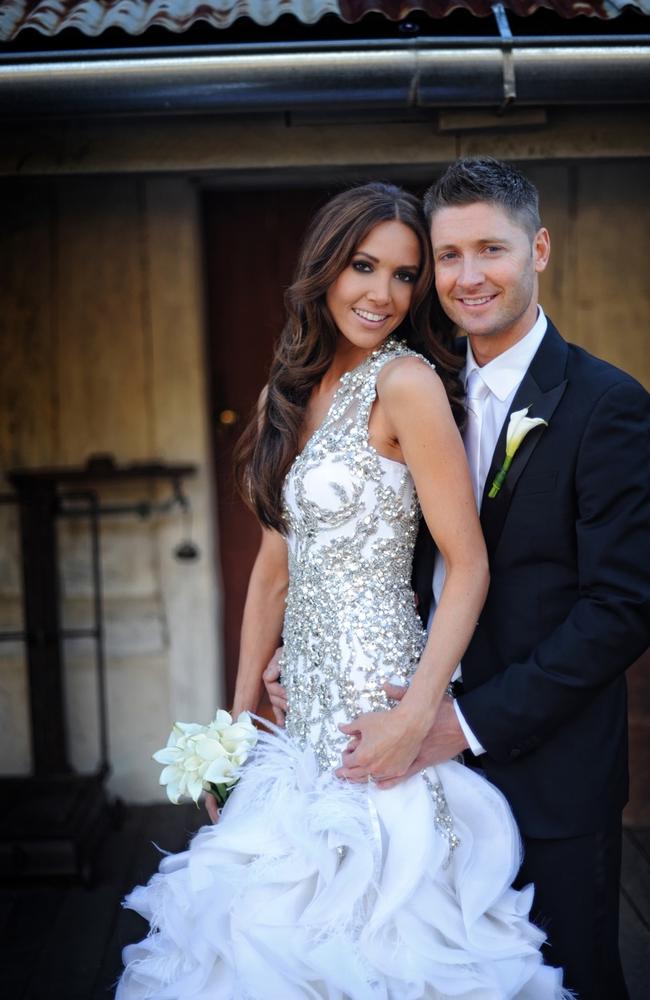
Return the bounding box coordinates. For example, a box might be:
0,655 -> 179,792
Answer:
463,369 -> 490,505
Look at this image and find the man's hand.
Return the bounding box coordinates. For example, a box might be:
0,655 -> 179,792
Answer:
335,701 -> 430,784
336,683 -> 469,789
377,685 -> 468,788
263,648 -> 287,726
205,793 -> 220,824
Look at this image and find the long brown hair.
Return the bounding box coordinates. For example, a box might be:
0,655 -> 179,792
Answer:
234,182 -> 462,532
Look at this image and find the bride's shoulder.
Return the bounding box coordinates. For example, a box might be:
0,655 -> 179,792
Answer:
375,353 -> 453,433
376,351 -> 443,400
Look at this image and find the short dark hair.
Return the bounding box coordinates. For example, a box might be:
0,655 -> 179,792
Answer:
423,156 -> 541,238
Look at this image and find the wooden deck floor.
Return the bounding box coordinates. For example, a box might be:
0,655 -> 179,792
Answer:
1,806 -> 648,1000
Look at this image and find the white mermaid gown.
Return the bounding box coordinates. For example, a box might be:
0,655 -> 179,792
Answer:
117,339 -> 569,999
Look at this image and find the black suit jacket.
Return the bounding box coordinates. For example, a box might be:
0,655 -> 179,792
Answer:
414,320 -> 650,838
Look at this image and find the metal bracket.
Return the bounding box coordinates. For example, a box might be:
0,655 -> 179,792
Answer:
492,3 -> 517,112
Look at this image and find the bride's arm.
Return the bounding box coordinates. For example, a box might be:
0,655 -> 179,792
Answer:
206,527 -> 288,822
338,356 -> 488,781
231,527 -> 289,717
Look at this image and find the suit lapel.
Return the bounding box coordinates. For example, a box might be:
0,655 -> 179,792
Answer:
479,323 -> 569,556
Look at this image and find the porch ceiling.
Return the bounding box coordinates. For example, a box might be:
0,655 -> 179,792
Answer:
2,0 -> 649,43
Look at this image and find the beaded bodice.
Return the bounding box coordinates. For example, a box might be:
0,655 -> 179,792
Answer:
281,338 -> 430,770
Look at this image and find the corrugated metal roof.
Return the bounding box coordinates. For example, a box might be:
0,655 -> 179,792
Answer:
1,0 -> 648,43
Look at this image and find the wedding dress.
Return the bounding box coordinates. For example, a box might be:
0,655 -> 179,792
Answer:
117,338 -> 569,1000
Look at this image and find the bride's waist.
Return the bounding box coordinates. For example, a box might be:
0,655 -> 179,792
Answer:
285,576 -> 415,605
283,598 -> 420,635
281,605 -> 426,666
288,546 -> 414,569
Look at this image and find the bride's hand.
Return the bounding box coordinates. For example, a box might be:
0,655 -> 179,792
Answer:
335,703 -> 433,784
205,792 -> 221,825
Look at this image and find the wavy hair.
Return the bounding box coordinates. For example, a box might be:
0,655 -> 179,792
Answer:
234,182 -> 463,532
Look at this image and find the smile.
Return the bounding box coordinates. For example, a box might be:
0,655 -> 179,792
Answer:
353,308 -> 388,323
458,295 -> 497,307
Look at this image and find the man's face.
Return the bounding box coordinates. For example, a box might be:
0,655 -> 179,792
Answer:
430,201 -> 550,361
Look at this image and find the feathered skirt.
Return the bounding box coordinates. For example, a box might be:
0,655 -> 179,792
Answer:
116,729 -> 570,999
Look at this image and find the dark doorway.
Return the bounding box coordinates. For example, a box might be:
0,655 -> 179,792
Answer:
203,187 -> 329,702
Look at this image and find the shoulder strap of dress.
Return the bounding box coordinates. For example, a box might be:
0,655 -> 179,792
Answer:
371,343 -> 436,378
366,342 -> 436,396
352,341 -> 436,430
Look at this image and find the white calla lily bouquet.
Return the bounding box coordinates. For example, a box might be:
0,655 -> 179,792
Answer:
153,709 -> 258,808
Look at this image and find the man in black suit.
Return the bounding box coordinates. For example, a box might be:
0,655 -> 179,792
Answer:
382,158 -> 649,998
266,158 -> 650,997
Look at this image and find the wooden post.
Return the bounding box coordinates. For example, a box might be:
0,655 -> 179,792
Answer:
14,477 -> 70,775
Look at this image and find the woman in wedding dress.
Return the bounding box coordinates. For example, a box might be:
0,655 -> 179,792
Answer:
117,184 -> 570,999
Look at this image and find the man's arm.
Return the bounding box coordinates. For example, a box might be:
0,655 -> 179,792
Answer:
376,378 -> 650,785
460,378 -> 650,763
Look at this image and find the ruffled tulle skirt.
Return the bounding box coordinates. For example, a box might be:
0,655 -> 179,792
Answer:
116,729 -> 570,999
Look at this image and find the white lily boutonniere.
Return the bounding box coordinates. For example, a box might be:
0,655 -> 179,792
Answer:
487,406 -> 548,499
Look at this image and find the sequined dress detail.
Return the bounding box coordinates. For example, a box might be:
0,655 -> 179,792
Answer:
281,339 -> 427,771
117,339 -> 569,1000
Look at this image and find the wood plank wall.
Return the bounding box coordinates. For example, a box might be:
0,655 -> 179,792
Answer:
529,162 -> 649,823
0,176 -> 220,801
0,160 -> 647,810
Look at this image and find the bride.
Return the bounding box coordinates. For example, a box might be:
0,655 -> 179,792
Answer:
117,183 -> 569,999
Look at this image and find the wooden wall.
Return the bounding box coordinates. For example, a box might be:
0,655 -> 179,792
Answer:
528,162 -> 650,824
1,108 -> 648,177
0,154 -> 647,810
530,162 -> 649,383
0,176 -> 221,801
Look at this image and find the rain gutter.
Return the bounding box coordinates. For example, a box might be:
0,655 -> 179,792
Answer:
1,33 -> 648,117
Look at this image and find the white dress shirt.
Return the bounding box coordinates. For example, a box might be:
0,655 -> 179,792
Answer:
430,307 -> 548,755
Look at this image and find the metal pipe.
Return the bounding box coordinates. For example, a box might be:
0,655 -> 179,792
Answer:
3,35 -> 648,61
1,37 -> 648,116
58,495 -> 183,518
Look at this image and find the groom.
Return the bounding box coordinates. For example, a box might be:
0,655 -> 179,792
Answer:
265,158 -> 650,998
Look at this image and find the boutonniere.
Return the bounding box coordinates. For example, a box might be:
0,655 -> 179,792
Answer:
487,406 -> 548,499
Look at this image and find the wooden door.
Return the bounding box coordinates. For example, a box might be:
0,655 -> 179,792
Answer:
203,188 -> 328,703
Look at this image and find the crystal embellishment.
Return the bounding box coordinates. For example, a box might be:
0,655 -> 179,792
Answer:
280,337 -> 458,851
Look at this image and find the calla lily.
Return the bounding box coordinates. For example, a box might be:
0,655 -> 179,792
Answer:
195,736 -> 229,761
504,407 -> 548,459
173,722 -> 204,737
153,708 -> 258,807
211,709 -> 235,730
159,764 -> 181,785
165,782 -> 182,805
220,724 -> 257,753
152,746 -> 182,765
488,406 -> 548,499
187,774 -> 205,803
204,759 -> 236,784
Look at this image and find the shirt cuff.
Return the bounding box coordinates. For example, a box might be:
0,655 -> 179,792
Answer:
453,700 -> 486,756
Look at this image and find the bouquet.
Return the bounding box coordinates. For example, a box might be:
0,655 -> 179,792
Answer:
153,709 -> 258,808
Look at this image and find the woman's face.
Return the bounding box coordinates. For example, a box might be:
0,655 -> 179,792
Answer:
325,219 -> 421,356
